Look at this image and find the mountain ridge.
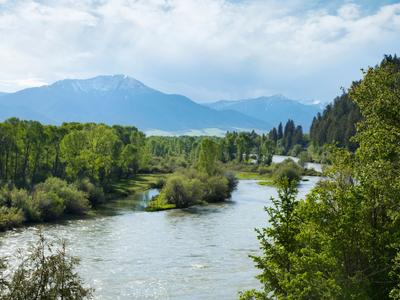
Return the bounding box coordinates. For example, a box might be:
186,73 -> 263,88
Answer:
0,75 -> 271,132
206,95 -> 322,131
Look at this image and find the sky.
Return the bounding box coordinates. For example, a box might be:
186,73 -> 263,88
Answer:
0,0 -> 399,104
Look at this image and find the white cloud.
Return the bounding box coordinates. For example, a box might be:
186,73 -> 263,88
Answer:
0,78 -> 48,90
0,0 -> 399,102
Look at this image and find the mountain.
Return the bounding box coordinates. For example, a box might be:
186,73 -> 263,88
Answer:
206,95 -> 322,131
0,75 -> 270,133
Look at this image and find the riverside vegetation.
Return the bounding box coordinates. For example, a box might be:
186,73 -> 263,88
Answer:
240,55 -> 400,299
0,114 -> 313,229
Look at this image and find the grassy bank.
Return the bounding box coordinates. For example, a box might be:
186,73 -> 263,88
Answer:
0,174 -> 169,232
235,172 -> 275,186
109,174 -> 167,196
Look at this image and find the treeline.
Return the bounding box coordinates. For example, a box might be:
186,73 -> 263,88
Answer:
0,119 -> 148,189
310,92 -> 361,151
0,120 -> 149,230
268,119 -> 306,155
146,120 -> 307,172
241,55 -> 400,299
309,55 -> 400,152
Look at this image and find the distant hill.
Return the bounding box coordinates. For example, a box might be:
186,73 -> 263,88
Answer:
0,75 -> 271,133
206,95 -> 322,131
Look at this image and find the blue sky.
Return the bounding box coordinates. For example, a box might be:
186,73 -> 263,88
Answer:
0,0 -> 399,103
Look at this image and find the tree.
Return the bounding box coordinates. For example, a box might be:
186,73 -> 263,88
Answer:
277,122 -> 283,140
242,55 -> 400,299
240,176 -> 300,299
0,232 -> 93,299
197,138 -> 218,176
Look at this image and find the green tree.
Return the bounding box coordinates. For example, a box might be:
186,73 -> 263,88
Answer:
240,177 -> 300,299
0,232 -> 93,299
197,138 -> 218,176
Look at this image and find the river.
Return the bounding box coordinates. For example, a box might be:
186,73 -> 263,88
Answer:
0,177 -> 320,300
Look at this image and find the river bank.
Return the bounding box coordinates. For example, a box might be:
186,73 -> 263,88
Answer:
0,177 -> 320,299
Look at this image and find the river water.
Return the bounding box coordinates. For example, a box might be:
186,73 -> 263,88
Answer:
0,177 -> 320,300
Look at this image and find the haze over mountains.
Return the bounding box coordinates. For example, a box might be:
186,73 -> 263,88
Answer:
0,75 -> 321,134
206,96 -> 321,130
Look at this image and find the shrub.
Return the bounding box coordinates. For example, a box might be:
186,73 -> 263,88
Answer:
225,171 -> 238,192
298,151 -> 310,167
163,175 -> 203,208
0,207 -> 24,231
203,176 -> 229,203
150,167 -> 238,210
76,178 -> 105,206
36,178 -> 90,215
0,186 -> 11,207
272,159 -> 302,184
33,190 -> 65,221
258,166 -> 272,176
9,188 -> 40,222
289,144 -> 303,157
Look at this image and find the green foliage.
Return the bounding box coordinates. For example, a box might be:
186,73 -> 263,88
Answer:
268,120 -> 306,156
298,151 -> 310,167
0,120 -> 146,191
9,188 -> 40,221
36,177 -> 90,215
161,175 -> 203,208
244,55 -> 400,299
197,138 -> 219,175
150,168 -> 237,210
0,207 -> 24,231
32,190 -> 65,221
0,232 -> 93,299
272,159 -> 302,184
76,178 -> 105,206
0,178 -> 91,226
241,177 -> 300,299
310,92 -> 362,152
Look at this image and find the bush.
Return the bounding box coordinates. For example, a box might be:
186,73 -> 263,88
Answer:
33,190 -> 65,221
152,168 -> 238,210
36,178 -> 90,215
272,159 -> 302,184
162,175 -> 203,208
9,188 -> 40,222
203,176 -> 229,203
76,178 -> 104,206
0,186 -> 11,207
289,144 -> 303,157
225,171 -> 238,192
298,151 -> 310,167
258,166 -> 272,176
0,207 -> 24,231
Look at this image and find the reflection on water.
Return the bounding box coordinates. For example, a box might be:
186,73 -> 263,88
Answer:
0,177 -> 320,300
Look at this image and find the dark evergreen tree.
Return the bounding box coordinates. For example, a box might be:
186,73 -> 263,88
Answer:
277,122 -> 283,140
269,127 -> 278,143
309,93 -> 361,151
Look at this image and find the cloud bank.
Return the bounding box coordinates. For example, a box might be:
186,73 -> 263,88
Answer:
0,0 -> 399,103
